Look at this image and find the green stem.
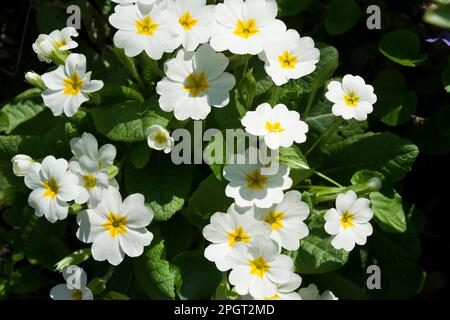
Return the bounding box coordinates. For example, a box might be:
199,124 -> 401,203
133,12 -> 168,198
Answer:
305,118 -> 343,157
270,86 -> 280,105
303,87 -> 318,119
102,265 -> 115,282
313,171 -> 344,188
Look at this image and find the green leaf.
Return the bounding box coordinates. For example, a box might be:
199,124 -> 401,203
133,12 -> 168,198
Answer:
213,90 -> 245,130
125,153 -> 193,221
321,132 -> 419,183
14,88 -> 43,102
370,228 -> 421,263
351,170 -> 385,185
277,0 -> 314,17
294,226 -> 349,274
159,215 -> 195,260
325,0 -> 361,35
379,29 -> 427,67
55,248 -> 92,272
172,250 -> 222,300
10,267 -> 42,294
186,174 -> 233,221
370,191 -> 407,234
301,43 -> 339,92
129,141 -> 151,169
0,100 -> 45,134
380,92 -> 417,126
424,4 -> 450,29
133,238 -> 175,299
278,146 -> 314,186
92,96 -> 171,143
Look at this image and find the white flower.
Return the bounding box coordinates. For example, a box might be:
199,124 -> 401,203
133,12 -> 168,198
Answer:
168,0 -> 215,51
11,154 -> 34,177
244,273 -> 302,300
202,204 -> 270,271
241,103 -> 309,150
298,284 -> 338,300
76,187 -> 154,265
254,190 -> 309,251
69,157 -> 111,206
50,265 -> 93,300
223,148 -> 292,208
156,44 -> 235,120
41,54 -> 104,117
109,1 -> 181,59
210,0 -> 286,55
325,75 -> 377,121
259,29 -> 320,86
324,190 -> 374,252
32,27 -> 79,63
147,125 -> 174,153
24,156 -> 79,223
228,236 -> 295,298
70,132 -> 117,170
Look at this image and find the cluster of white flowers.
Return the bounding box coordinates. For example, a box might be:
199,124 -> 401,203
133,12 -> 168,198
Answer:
11,133 -> 154,266
191,0 -> 378,300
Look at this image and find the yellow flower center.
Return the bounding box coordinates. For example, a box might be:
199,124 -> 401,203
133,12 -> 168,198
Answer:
264,211 -> 285,231
278,51 -> 298,69
154,132 -> 168,144
43,177 -> 59,199
83,174 -> 96,189
103,212 -> 128,238
184,72 -> 209,97
234,19 -> 259,39
135,16 -> 159,36
227,226 -> 251,247
245,169 -> 268,190
71,289 -> 83,300
179,12 -> 198,30
54,39 -> 67,48
63,73 -> 84,95
344,91 -> 360,107
264,293 -> 280,300
265,121 -> 285,133
340,211 -> 355,229
249,256 -> 270,278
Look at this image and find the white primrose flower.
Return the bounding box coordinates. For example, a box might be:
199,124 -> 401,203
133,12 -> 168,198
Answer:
324,190 -> 374,252
76,187 -> 154,266
108,1 -> 181,59
156,43 -> 236,120
32,27 -> 79,63
24,156 -> 79,223
69,157 -> 111,206
11,154 -> 34,177
245,273 -> 302,300
147,125 -> 174,154
254,190 -> 309,251
202,204 -> 270,271
228,236 -> 295,298
223,148 -> 292,208
70,132 -> 117,170
259,28 -> 320,86
325,74 -> 377,121
50,265 -> 93,300
241,103 -> 309,150
41,54 -> 104,117
210,0 -> 286,55
298,284 -> 338,300
167,0 -> 215,51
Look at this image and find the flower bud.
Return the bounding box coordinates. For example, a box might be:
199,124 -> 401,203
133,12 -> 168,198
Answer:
11,154 -> 34,177
25,71 -> 46,89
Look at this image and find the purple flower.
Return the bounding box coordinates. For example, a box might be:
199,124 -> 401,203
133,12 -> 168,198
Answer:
426,30 -> 450,46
